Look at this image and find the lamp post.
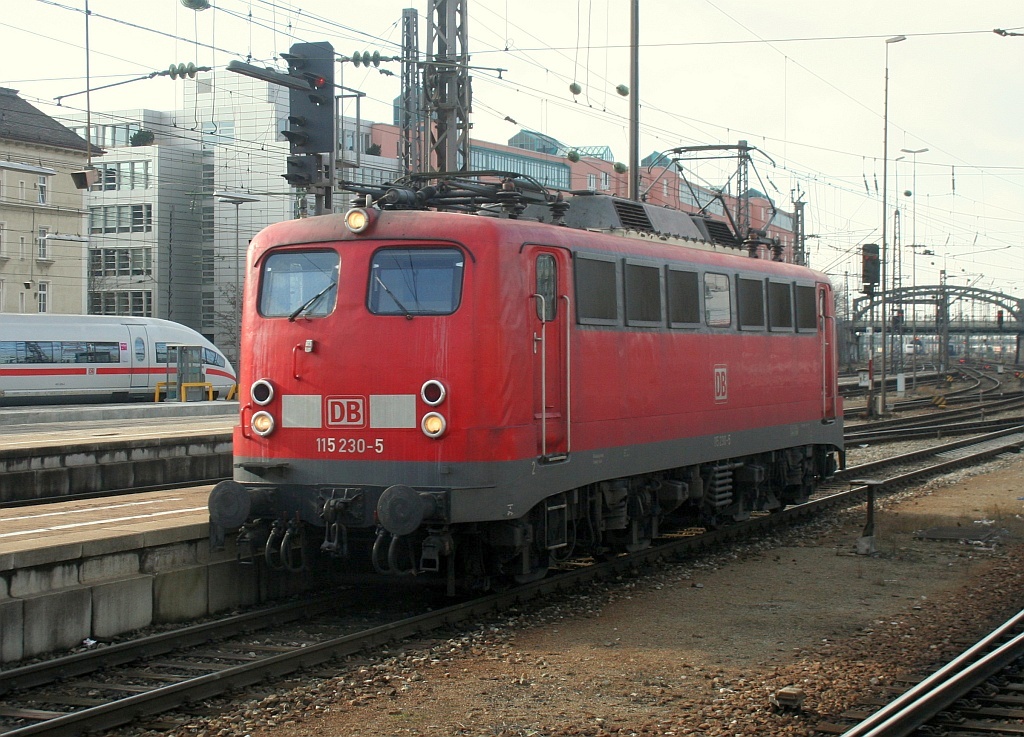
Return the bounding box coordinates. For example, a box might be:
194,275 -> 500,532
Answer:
214,191 -> 260,363
900,146 -> 927,388
879,34 -> 906,416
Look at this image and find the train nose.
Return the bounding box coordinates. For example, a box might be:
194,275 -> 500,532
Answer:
377,484 -> 439,536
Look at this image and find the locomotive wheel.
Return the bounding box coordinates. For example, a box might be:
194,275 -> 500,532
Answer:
513,566 -> 549,584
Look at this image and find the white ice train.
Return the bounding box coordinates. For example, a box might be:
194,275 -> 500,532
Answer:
0,314 -> 236,405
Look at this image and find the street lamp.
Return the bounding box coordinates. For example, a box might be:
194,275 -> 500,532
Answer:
900,146 -> 927,387
214,191 -> 260,362
879,34 -> 906,416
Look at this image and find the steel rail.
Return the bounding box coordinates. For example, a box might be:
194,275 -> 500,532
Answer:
839,608 -> 1024,737
3,433 -> 1023,735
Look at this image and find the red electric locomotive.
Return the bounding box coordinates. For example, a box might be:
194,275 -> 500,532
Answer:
210,173 -> 844,592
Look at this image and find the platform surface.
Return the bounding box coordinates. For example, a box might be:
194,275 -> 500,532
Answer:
0,486 -> 212,559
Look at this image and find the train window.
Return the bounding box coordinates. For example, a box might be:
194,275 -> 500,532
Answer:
259,250 -> 340,318
795,285 -> 818,331
737,277 -> 765,330
134,338 -> 146,362
767,281 -> 794,331
703,273 -> 731,328
368,248 -> 464,316
0,341 -> 56,363
535,254 -> 557,322
75,342 -> 120,363
575,254 -> 619,325
667,268 -> 700,327
202,347 -> 225,367
624,260 -> 663,326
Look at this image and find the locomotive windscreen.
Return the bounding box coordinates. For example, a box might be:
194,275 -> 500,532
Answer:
367,248 -> 464,316
259,250 -> 340,318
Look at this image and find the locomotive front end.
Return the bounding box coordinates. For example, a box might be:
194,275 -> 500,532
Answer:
209,208 -> 519,584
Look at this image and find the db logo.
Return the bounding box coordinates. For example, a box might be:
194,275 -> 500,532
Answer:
713,365 -> 728,403
326,396 -> 365,427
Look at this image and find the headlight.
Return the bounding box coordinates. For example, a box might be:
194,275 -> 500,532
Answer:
345,207 -> 374,234
420,379 -> 446,406
251,410 -> 276,437
251,379 -> 274,406
421,412 -> 446,438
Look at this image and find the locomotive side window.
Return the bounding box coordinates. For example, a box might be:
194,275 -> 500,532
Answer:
624,260 -> 663,326
667,268 -> 700,327
737,277 -> 766,330
259,250 -> 339,318
535,254 -> 557,321
767,281 -> 794,331
367,248 -> 464,316
795,284 -> 818,331
703,273 -> 731,328
575,254 -> 619,325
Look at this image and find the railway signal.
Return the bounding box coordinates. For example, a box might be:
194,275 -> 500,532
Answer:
280,41 -> 336,156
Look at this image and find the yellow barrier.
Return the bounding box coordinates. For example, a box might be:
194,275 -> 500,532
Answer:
154,381 -> 214,402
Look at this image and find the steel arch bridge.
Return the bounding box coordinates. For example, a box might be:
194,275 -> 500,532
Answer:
848,284 -> 1023,365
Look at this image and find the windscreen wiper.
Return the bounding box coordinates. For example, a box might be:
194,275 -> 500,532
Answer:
288,281 -> 337,322
374,275 -> 414,320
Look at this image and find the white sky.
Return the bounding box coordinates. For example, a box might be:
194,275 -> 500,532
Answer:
4,0 -> 1023,300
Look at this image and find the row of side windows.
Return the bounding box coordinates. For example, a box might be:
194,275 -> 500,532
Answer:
573,253 -> 819,332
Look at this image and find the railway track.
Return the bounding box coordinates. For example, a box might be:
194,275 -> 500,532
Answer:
2,431 -> 1022,736
820,608 -> 1024,736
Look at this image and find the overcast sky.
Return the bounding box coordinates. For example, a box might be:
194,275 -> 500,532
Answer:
4,0 -> 1023,300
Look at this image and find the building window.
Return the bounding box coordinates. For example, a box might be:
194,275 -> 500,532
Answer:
202,291 -> 215,329
19,236 -> 26,259
88,247 -> 153,277
0,222 -> 6,258
587,174 -> 597,191
37,175 -> 48,204
37,228 -> 50,260
37,281 -> 49,313
90,161 -> 151,192
89,204 -> 153,234
202,248 -> 215,284
89,289 -> 153,316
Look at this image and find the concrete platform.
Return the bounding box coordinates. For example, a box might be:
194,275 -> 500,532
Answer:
0,487 -> 290,663
0,403 -> 236,503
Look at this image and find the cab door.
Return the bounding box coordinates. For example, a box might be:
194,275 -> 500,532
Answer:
528,247 -> 571,460
126,324 -> 151,389
819,283 -> 838,421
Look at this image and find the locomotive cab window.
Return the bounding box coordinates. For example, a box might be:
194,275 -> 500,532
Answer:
575,253 -> 619,326
368,247 -> 464,316
259,250 -> 340,319
703,273 -> 731,328
667,267 -> 700,327
737,277 -> 766,330
535,254 -> 557,321
767,281 -> 794,331
624,260 -> 663,327
795,284 -> 818,331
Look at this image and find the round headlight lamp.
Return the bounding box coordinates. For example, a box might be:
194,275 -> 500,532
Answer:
251,379 -> 275,406
420,379 -> 446,406
251,411 -> 276,437
344,207 -> 374,234
421,412 -> 447,438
